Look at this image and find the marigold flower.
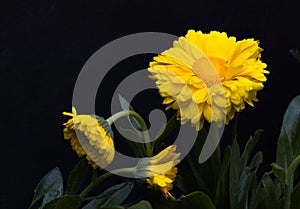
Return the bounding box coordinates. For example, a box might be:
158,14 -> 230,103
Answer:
149,30 -> 269,130
147,167 -> 177,199
63,107 -> 115,169
137,145 -> 180,199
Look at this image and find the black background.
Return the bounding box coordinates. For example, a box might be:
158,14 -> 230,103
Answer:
1,0 -> 300,208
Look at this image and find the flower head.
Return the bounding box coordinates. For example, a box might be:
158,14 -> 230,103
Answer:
147,167 -> 177,199
63,107 -> 115,169
137,145 -> 180,199
149,30 -> 269,130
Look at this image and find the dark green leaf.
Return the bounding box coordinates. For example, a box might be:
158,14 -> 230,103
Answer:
195,145 -> 221,199
119,94 -> 142,131
174,173 -> 198,194
281,95 -> 300,157
273,179 -> 283,200
292,182 -> 300,209
82,181 -> 133,209
215,147 -> 231,209
240,129 -> 263,171
237,170 -> 255,209
42,199 -> 58,209
149,190 -> 216,209
102,207 -> 124,209
29,167 -> 63,209
276,127 -> 294,171
153,113 -> 178,152
192,128 -> 207,160
217,147 -> 231,182
236,152 -> 263,208
28,199 -> 43,209
229,139 -> 240,209
271,163 -> 286,182
248,178 -> 263,209
248,151 -> 263,172
261,174 -> 280,209
190,128 -> 223,198
180,191 -> 216,209
118,127 -> 146,157
290,49 -> 300,63
146,190 -> 178,209
65,159 -> 89,195
186,155 -> 211,196
43,196 -> 83,209
127,200 -> 153,209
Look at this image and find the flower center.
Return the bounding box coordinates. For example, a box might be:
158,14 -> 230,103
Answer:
209,57 -> 228,79
192,57 -> 227,87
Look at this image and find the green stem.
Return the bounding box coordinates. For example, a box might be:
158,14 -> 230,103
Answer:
79,167 -> 136,198
80,172 -> 113,198
107,110 -> 152,156
187,155 -> 211,196
284,183 -> 291,209
287,155 -> 300,183
284,155 -> 300,209
153,113 -> 177,152
233,113 -> 239,141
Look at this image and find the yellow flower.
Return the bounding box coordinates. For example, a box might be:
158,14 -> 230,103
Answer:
63,107 -> 115,169
147,167 -> 177,199
149,30 -> 269,130
137,145 -> 180,199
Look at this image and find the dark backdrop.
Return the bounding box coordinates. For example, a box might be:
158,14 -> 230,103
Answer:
1,0 -> 300,208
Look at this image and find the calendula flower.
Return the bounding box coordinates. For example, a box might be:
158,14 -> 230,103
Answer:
63,107 -> 115,169
136,145 -> 180,199
147,167 -> 178,199
149,30 -> 269,130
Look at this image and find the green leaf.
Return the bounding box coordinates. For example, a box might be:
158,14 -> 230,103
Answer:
272,163 -> 286,182
276,127 -> 294,171
195,145 -> 221,199
127,200 -> 153,209
261,174 -> 280,209
215,147 -> 231,209
65,159 -> 89,195
292,182 -> 300,209
229,139 -> 240,209
241,151 -> 263,205
192,128 -> 207,160
189,128 -> 223,198
217,147 -> 231,183
174,173 -> 198,194
119,94 -> 142,131
248,178 -> 264,209
236,152 -> 262,209
42,199 -> 57,209
281,95 -> 300,157
43,196 -> 83,209
237,170 -> 255,209
149,190 -> 215,209
146,190 -> 177,209
118,127 -> 146,157
240,129 -> 263,171
290,49 -> 300,63
29,167 -> 63,209
248,151 -> 263,172
227,133 -> 264,209
82,181 -> 133,209
102,207 -> 125,209
153,113 -> 178,153
180,191 -> 216,209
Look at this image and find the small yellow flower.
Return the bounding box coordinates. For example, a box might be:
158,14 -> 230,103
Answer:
147,167 -> 178,199
63,107 -> 115,169
149,30 -> 269,130
137,145 -> 180,199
